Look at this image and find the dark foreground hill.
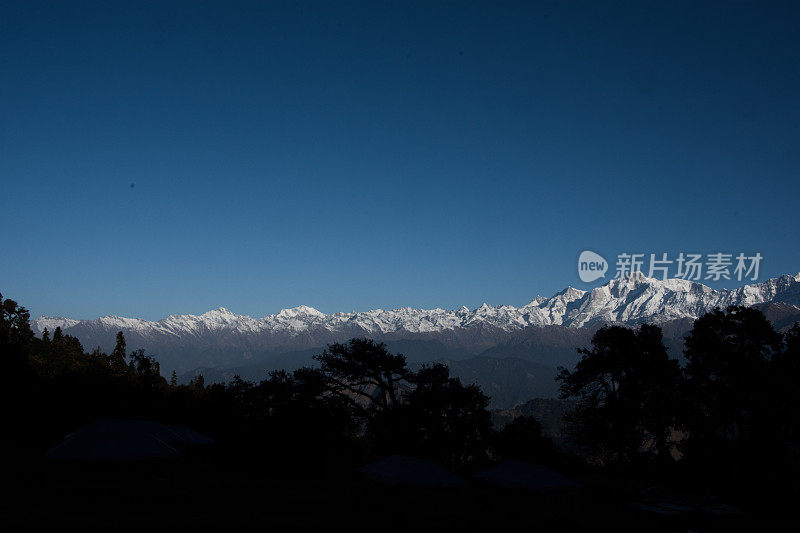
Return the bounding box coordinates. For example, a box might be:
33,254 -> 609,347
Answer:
2,457 -> 770,531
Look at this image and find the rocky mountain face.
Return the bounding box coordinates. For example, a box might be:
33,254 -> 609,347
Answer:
32,273 -> 800,378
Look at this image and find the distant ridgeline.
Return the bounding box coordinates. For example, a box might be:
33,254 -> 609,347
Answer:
27,273 -> 800,409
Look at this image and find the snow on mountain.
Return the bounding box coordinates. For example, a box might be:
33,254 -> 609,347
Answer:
31,272 -> 800,338
33,316 -> 81,333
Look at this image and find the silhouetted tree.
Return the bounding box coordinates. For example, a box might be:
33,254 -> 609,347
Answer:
190,373 -> 205,390
371,363 -> 493,470
109,331 -> 127,372
257,367 -> 352,434
558,324 -> 682,466
494,415 -> 559,464
202,368 -> 355,472
682,306 -> 783,479
0,294 -> 38,396
0,293 -> 33,348
774,324 -> 800,477
127,348 -> 164,392
315,338 -> 412,415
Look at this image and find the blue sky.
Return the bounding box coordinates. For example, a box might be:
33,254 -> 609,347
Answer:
2,1 -> 799,320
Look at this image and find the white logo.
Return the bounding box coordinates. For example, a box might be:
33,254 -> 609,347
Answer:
578,251 -> 608,282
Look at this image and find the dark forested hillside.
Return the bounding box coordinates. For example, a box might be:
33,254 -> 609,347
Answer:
5,289 -> 800,529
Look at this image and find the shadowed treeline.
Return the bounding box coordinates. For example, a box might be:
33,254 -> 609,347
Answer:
556,306 -> 800,506
0,292 -> 535,475
2,289 -> 800,524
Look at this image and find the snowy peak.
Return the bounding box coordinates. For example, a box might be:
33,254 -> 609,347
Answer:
205,307 -> 234,316
30,272 -> 800,338
276,305 -> 325,319
526,296 -> 546,307
558,286 -> 587,299
33,316 -> 80,333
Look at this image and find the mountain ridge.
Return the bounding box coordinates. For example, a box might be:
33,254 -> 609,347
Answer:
31,272 -> 800,374
34,272 -> 800,336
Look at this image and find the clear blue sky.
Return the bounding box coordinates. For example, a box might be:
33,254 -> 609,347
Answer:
2,1 -> 799,320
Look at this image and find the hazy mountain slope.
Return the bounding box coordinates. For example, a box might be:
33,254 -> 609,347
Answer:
477,324 -> 600,368
752,302 -> 800,331
439,357 -> 559,409
492,398 -> 577,442
181,352 -> 561,410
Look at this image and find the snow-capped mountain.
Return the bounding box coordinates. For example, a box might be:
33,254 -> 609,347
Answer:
34,272 -> 800,336
31,273 -> 800,373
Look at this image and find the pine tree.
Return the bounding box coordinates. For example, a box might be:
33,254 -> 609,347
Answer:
170,370 -> 178,386
190,373 -> 205,389
109,331 -> 127,373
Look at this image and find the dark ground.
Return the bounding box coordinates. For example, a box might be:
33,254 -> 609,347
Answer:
1,457 -> 783,531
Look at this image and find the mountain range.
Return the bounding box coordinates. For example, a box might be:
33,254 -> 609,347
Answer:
31,272 -> 800,407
